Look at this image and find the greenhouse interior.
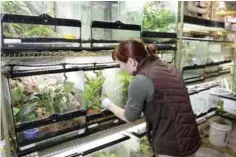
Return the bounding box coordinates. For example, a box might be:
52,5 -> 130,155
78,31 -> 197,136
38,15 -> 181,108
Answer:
0,1 -> 236,157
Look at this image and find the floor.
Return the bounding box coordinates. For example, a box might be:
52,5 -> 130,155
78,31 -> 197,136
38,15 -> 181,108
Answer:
197,116 -> 236,157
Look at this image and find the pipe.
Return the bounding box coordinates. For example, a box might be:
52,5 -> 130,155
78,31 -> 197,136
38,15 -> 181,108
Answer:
177,1 -> 184,70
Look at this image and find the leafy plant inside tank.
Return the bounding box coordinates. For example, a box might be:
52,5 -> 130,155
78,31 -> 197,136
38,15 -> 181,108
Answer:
11,78 -> 82,124
119,71 -> 132,107
85,71 -> 106,114
1,1 -> 58,37
142,2 -> 176,32
92,152 -> 117,157
140,136 -> 153,157
12,84 -> 39,123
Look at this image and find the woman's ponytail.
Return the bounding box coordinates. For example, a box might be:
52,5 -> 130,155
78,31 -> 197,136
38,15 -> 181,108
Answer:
146,44 -> 158,61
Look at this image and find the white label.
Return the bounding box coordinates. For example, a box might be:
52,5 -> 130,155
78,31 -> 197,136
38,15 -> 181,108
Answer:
88,123 -> 98,129
113,119 -> 119,123
4,39 -> 21,43
20,143 -> 36,151
78,128 -> 86,135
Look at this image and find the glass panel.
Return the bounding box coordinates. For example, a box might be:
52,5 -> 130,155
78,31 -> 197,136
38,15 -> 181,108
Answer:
55,1 -> 81,19
83,136 -> 130,157
3,24 -> 80,40
157,50 -> 175,63
102,68 -> 122,107
1,1 -> 55,17
17,116 -> 86,146
182,40 -> 208,67
90,1 -> 118,22
9,71 -> 84,125
207,43 -> 234,63
142,1 -> 178,32
118,1 -> 144,25
91,28 -> 140,47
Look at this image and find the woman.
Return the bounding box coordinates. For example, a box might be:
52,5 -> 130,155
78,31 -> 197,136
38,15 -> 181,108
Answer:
102,39 -> 200,157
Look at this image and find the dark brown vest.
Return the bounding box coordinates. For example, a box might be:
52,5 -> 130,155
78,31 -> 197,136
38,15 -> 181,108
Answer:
134,58 -> 200,156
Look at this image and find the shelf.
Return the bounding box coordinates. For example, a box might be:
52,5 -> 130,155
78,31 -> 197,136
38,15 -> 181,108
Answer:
181,37 -> 233,43
5,63 -> 119,78
141,31 -> 177,38
1,13 -> 81,27
184,15 -> 225,28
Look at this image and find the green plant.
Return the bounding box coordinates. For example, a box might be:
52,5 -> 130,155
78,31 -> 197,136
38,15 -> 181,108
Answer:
140,136 -> 153,157
142,2 -> 176,32
119,71 -> 132,106
85,71 -> 106,112
11,79 -> 82,123
92,152 -> 117,157
11,85 -> 39,123
38,81 -> 81,114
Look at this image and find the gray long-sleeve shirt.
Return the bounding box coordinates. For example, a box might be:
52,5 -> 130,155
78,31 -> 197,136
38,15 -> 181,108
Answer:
124,74 -> 155,122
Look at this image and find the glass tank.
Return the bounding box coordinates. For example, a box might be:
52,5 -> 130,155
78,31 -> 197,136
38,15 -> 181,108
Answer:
3,62 -> 87,151
207,42 -> 234,63
142,1 -> 178,32
182,40 -> 208,67
81,133 -> 131,157
10,72 -> 84,124
126,123 -> 153,157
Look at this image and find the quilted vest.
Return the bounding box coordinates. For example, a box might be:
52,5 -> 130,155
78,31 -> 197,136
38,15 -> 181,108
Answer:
134,58 -> 200,156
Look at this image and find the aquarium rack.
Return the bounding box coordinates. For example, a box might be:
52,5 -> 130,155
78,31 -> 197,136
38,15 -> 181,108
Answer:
183,15 -> 225,28
1,13 -> 82,52
3,62 -> 131,156
183,60 -> 232,84
90,20 -> 141,49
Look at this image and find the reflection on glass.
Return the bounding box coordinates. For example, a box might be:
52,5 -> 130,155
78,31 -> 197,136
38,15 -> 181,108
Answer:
84,140 -> 130,157
118,1 -> 144,25
182,40 -> 208,67
90,1 -> 118,22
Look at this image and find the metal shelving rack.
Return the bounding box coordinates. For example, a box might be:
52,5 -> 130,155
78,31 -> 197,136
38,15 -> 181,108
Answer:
1,2 -> 235,157
177,4 -> 236,85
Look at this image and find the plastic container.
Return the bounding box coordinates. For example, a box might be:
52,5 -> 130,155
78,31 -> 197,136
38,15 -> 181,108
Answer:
209,119 -> 232,147
0,140 -> 6,157
23,128 -> 39,139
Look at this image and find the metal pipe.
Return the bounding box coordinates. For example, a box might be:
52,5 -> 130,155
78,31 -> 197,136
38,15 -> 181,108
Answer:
232,40 -> 236,91
177,1 -> 184,70
1,74 -> 11,157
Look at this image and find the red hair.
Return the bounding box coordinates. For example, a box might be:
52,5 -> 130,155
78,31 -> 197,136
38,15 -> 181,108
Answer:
112,39 -> 157,63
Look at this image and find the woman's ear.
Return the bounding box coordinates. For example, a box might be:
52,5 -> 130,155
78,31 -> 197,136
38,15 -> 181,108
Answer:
127,58 -> 136,67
